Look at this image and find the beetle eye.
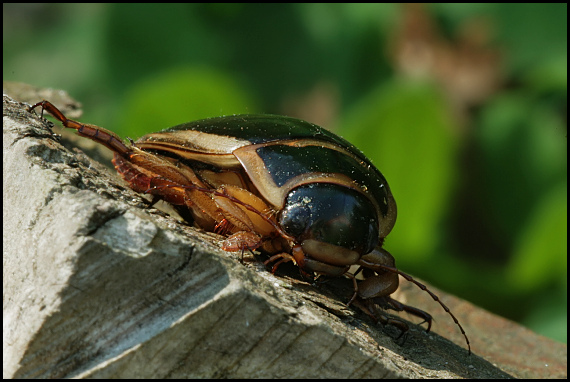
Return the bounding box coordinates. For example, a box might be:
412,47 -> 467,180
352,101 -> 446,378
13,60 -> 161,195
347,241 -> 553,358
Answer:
277,199 -> 312,239
279,183 -> 379,255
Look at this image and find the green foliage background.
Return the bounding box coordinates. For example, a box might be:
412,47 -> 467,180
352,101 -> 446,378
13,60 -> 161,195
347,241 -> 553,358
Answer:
4,3 -> 566,343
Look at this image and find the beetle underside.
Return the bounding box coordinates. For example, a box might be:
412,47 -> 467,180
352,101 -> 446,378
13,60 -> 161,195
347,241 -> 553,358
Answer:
28,100 -> 470,354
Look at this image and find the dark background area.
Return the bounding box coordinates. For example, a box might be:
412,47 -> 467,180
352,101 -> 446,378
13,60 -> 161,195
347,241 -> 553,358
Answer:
4,3 -> 566,343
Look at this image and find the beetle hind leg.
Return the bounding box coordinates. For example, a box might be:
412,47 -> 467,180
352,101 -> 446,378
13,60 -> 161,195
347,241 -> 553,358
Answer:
29,100 -> 132,155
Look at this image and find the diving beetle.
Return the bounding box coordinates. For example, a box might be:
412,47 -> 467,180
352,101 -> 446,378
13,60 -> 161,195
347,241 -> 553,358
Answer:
28,100 -> 470,354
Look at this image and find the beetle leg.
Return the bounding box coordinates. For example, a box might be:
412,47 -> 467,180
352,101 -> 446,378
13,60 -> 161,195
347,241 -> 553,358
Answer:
29,100 -> 132,156
264,252 -> 296,273
213,185 -> 276,237
221,231 -> 262,253
379,316 -> 410,342
113,154 -> 189,204
155,156 -> 211,189
29,101 -> 253,238
300,259 -> 349,277
113,152 -> 226,230
146,182 -> 295,243
212,191 -> 257,233
353,247 -> 400,300
355,269 -> 400,300
214,218 -> 231,235
351,297 -> 410,339
222,231 -> 261,264
358,247 -> 471,354
265,244 -> 350,289
345,272 -> 359,306
383,296 -> 433,332
300,240 -> 361,268
358,247 -> 397,269
126,149 -> 205,189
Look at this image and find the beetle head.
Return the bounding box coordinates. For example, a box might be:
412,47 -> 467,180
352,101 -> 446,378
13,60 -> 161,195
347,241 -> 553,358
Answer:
278,183 -> 379,265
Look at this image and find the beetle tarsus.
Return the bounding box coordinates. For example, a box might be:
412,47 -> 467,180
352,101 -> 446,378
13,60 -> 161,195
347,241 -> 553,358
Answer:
264,252 -> 296,273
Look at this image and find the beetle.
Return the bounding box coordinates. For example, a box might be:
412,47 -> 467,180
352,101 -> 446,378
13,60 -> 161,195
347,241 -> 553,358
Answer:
28,100 -> 470,354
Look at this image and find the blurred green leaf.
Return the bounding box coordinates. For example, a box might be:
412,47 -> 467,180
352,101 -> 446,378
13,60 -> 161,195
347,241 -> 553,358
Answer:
341,80 -> 459,265
477,92 -> 567,240
507,184 -> 567,292
495,3 -> 567,73
117,66 -> 259,138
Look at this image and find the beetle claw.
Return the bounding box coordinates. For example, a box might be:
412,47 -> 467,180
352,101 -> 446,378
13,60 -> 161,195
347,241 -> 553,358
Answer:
264,253 -> 296,273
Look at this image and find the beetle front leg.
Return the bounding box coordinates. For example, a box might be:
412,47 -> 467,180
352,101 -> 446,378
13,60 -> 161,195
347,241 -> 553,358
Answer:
221,231 -> 262,253
352,247 -> 400,300
264,245 -> 305,273
355,268 -> 399,300
352,297 -> 410,337
354,248 -> 432,330
264,252 -> 296,273
357,247 -> 471,353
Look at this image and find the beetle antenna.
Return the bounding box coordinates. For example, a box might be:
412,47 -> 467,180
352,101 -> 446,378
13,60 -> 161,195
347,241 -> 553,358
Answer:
359,260 -> 471,354
388,265 -> 470,354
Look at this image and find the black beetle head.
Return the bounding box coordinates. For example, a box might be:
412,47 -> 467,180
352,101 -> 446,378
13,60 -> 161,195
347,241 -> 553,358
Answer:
278,183 -> 379,257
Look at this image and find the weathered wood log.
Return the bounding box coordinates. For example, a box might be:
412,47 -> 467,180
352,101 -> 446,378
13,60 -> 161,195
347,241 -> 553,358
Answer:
4,91 -> 565,378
